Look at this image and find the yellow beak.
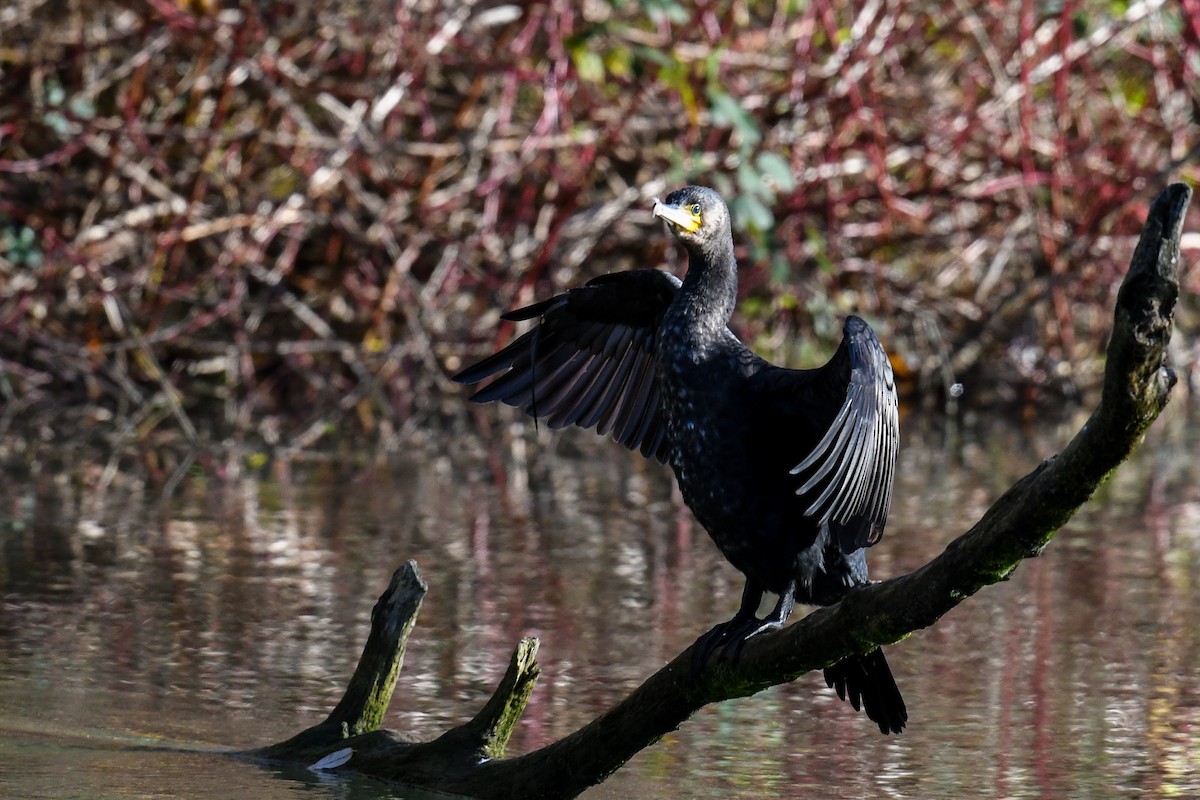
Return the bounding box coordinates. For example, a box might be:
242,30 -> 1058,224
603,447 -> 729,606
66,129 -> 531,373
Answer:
653,199 -> 701,234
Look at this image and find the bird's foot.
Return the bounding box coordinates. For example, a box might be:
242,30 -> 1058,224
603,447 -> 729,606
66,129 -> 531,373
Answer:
692,581 -> 797,670
691,616 -> 783,669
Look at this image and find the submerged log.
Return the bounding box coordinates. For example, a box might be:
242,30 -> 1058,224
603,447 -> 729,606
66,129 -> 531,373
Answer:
243,184 -> 1192,799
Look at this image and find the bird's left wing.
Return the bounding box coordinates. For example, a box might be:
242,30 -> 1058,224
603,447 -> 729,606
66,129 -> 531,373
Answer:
452,269 -> 680,463
772,316 -> 899,552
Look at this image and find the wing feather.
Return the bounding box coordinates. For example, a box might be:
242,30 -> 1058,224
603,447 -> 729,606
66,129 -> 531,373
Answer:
788,316 -> 899,551
452,269 -> 680,463
615,357 -> 658,447
546,352 -> 619,429
582,349 -> 639,430
468,338 -> 578,404
576,326 -> 639,430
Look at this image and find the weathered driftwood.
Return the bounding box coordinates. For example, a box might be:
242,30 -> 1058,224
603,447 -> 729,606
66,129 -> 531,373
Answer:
243,184 -> 1191,799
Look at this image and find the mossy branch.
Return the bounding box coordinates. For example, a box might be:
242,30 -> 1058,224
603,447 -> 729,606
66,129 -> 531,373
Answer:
243,184 -> 1191,799
247,560 -> 428,762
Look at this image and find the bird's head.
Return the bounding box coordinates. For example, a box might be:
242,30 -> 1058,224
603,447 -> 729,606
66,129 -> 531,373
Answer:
652,186 -> 731,249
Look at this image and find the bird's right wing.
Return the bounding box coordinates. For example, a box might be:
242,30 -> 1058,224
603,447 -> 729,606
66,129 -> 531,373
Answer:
452,269 -> 680,463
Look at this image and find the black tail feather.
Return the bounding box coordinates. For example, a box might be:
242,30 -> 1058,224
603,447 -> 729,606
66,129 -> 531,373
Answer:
823,647 -> 907,734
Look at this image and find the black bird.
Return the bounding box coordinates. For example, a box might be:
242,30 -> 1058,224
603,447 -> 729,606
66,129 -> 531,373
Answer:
452,186 -> 906,734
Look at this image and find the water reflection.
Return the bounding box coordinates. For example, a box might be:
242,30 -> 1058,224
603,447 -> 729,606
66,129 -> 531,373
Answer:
1,401 -> 1198,799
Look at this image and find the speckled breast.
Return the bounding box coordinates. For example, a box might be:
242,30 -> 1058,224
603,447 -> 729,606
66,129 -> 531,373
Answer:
657,339 -> 761,570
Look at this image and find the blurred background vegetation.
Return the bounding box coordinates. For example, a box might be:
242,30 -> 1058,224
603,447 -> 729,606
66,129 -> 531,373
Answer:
1,0 -> 1198,455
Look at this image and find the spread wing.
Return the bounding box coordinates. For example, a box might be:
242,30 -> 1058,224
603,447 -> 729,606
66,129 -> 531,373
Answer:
757,316 -> 899,552
452,269 -> 680,463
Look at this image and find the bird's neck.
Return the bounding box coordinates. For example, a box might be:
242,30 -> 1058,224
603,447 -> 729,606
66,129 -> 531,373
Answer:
674,236 -> 738,334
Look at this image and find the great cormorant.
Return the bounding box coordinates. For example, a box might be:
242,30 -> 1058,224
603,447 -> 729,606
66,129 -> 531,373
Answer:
452,186 -> 906,734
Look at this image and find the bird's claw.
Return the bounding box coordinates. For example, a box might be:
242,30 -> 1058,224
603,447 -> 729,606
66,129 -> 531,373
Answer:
691,617 -> 783,670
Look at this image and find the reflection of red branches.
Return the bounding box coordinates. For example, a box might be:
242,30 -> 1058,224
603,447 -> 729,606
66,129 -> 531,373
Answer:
1031,559 -> 1061,797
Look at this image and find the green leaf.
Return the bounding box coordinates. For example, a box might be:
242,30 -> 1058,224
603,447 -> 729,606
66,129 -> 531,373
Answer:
635,47 -> 672,67
737,161 -> 766,198
660,60 -> 698,120
769,252 -> 791,283
572,49 -> 606,84
732,194 -> 773,232
711,171 -> 734,197
755,152 -> 795,191
44,111 -> 68,136
69,95 -> 97,120
46,82 -> 65,106
707,90 -> 761,147
645,0 -> 688,24
604,46 -> 633,79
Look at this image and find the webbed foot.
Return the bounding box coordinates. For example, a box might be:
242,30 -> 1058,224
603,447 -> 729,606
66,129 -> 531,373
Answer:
691,580 -> 796,669
691,615 -> 773,668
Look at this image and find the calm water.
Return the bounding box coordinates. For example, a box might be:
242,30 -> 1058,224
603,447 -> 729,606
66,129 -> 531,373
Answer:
1,401 -> 1199,799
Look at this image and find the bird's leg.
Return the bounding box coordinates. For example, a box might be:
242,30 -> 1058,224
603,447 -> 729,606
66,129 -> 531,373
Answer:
692,580 -> 799,668
725,579 -> 766,633
750,580 -> 796,636
692,580 -> 764,668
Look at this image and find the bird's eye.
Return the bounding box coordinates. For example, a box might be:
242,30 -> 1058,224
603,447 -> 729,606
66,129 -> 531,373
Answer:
690,204 -> 702,216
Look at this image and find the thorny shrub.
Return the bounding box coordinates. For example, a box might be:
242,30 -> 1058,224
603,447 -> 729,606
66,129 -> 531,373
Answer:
0,0 -> 1197,452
